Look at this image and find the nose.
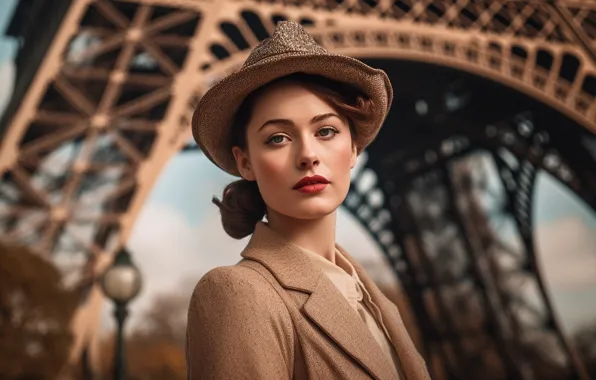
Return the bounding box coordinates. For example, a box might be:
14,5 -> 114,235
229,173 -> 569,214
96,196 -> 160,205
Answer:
296,140 -> 319,170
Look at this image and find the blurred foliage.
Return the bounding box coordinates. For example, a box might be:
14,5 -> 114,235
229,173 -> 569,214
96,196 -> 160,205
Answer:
99,335 -> 186,380
573,322 -> 596,377
134,292 -> 189,348
97,290 -> 189,379
0,241 -> 78,380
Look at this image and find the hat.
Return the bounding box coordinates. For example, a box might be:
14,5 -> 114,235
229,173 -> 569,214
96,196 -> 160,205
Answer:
192,21 -> 393,176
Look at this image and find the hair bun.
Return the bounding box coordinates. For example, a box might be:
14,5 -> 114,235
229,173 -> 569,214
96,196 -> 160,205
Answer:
212,179 -> 266,239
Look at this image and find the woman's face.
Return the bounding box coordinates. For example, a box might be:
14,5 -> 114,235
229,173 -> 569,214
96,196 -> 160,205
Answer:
232,81 -> 357,221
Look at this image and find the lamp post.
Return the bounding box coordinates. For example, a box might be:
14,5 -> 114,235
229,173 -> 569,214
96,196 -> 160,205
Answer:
100,248 -> 142,380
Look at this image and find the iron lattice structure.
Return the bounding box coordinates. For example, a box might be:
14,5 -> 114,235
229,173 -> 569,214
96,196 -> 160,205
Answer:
1,0 -> 595,378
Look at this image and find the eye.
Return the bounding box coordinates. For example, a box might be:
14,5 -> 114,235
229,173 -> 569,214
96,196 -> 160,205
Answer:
317,126 -> 339,138
266,134 -> 288,145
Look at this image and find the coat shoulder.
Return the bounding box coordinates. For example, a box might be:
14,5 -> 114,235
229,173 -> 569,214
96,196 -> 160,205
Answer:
189,264 -> 286,313
186,266 -> 295,379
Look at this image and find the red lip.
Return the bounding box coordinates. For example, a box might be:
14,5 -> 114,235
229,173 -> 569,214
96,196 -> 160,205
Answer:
293,175 -> 330,190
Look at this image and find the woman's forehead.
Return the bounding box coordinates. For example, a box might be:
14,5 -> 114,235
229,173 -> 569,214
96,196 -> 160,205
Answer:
250,82 -> 337,122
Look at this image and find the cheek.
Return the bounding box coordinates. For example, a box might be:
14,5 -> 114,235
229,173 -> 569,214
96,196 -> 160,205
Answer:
328,136 -> 355,172
331,138 -> 355,199
251,151 -> 288,188
252,152 -> 292,211
339,145 -> 355,168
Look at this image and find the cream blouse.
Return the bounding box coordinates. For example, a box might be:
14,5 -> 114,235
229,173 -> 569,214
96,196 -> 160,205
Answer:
299,246 -> 402,379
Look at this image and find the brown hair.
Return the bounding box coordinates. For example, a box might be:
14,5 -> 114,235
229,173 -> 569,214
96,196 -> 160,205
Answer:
212,73 -> 374,239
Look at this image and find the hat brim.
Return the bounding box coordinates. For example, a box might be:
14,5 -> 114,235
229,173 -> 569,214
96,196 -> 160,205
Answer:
192,52 -> 393,176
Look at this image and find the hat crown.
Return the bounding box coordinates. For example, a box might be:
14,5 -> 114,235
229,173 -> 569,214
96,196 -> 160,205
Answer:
242,21 -> 328,68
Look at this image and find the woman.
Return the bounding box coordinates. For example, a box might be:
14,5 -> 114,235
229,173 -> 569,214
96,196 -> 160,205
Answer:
186,21 -> 430,380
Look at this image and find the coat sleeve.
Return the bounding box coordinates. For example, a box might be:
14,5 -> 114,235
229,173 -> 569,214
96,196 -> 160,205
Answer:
186,266 -> 294,380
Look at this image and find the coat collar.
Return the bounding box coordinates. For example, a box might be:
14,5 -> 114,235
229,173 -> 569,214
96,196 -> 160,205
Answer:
241,222 -> 321,293
240,222 -> 408,380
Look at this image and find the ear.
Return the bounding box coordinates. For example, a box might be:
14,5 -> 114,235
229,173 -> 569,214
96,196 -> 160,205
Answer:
232,146 -> 256,181
349,142 -> 358,169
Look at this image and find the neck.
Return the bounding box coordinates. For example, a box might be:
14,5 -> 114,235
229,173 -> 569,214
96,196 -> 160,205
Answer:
265,209 -> 337,262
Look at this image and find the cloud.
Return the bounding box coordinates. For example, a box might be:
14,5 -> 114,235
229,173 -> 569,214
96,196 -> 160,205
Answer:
0,60 -> 15,120
535,217 -> 596,290
148,153 -> 235,226
532,217 -> 596,333
533,172 -> 596,228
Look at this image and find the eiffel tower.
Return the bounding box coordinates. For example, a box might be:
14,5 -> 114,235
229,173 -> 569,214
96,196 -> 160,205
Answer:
1,1 -> 595,379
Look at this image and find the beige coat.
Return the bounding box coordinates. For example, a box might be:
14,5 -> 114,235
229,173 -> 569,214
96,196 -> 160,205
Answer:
186,223 -> 431,380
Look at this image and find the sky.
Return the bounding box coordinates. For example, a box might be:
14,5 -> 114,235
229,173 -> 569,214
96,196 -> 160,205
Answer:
0,0 -> 594,339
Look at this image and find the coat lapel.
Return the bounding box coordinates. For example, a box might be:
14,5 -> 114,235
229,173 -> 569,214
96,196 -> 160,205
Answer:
340,246 -> 431,380
302,275 -> 398,380
241,222 -> 398,380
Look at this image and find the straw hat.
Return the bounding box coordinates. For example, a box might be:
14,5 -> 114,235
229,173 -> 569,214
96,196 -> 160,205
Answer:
192,21 -> 393,176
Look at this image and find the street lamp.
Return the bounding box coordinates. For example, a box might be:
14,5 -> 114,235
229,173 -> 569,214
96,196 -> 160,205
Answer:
100,247 -> 143,380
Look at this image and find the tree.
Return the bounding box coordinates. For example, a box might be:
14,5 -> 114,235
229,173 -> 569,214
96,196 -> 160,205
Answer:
97,285 -> 192,379
573,322 -> 596,377
98,335 -> 186,380
0,241 -> 78,380
133,291 -> 189,348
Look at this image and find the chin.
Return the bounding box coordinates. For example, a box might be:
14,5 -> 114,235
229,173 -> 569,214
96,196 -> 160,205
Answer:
285,199 -> 341,220
265,188 -> 348,220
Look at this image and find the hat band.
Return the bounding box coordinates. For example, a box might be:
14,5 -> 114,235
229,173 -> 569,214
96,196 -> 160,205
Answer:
243,49 -> 328,68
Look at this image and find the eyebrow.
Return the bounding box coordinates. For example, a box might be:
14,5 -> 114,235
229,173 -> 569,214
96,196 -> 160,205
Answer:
258,113 -> 341,131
